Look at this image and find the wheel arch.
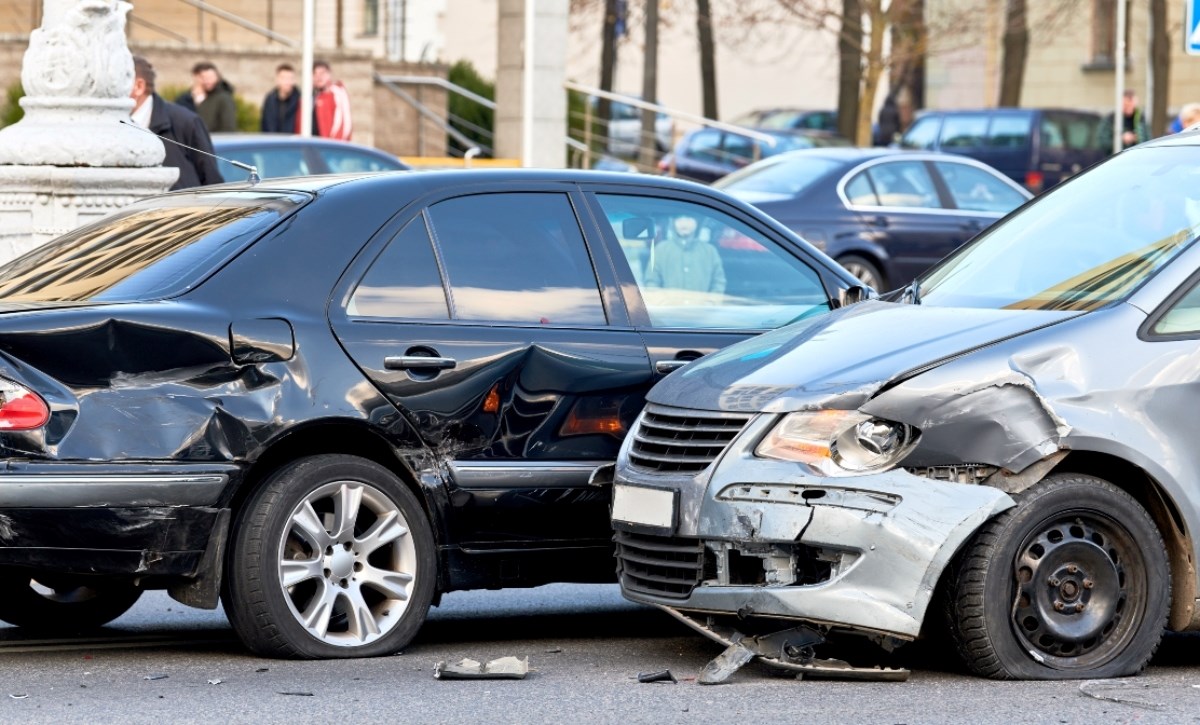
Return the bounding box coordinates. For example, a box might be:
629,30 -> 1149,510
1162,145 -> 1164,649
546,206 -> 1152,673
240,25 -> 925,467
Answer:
834,248 -> 889,289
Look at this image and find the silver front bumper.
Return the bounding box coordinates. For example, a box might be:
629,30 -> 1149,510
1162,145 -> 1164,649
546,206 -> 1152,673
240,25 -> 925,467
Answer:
612,412 -> 1015,638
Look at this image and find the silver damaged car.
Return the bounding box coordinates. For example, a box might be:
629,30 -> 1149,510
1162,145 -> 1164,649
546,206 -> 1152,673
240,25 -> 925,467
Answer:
611,133 -> 1200,680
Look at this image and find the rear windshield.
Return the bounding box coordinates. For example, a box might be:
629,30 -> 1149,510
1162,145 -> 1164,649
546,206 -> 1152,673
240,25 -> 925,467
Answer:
715,154 -> 843,196
0,191 -> 305,303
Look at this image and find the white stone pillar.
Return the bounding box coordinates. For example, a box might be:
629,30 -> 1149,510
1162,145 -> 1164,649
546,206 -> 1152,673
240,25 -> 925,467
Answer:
0,0 -> 177,258
495,0 -> 568,168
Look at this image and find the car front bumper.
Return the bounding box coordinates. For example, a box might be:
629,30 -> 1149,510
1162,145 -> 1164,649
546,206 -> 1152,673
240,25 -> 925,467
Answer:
0,462 -> 235,578
612,414 -> 1016,639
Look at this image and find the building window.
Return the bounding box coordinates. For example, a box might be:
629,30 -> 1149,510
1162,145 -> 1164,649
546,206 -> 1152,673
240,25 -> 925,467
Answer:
1086,0 -> 1130,71
363,0 -> 379,36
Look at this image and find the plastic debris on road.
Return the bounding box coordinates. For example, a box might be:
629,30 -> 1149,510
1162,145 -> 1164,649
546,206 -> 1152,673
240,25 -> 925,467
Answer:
434,656 -> 530,680
637,670 -> 677,684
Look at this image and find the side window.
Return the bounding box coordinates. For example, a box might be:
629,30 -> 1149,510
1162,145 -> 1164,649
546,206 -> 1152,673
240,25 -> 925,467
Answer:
426,193 -> 606,326
722,133 -> 755,166
1044,112 -> 1102,151
1153,283 -> 1200,336
935,162 -> 1027,213
318,147 -> 399,173
987,115 -> 1033,148
900,116 -> 940,149
938,114 -> 990,149
843,172 -> 879,206
595,194 -> 830,330
349,215 -> 449,319
217,147 -> 310,182
865,161 -> 942,209
686,130 -> 724,163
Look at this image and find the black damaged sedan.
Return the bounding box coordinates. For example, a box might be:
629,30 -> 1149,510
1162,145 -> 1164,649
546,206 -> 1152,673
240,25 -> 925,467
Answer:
0,170 -> 862,657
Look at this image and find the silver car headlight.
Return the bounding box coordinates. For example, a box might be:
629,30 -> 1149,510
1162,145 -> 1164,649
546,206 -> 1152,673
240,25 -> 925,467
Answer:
755,411 -> 918,476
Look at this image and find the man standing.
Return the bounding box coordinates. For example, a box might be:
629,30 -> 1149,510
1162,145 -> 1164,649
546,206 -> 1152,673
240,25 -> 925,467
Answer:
645,214 -> 726,294
260,63 -> 298,134
130,56 -> 222,190
309,60 -> 352,141
176,61 -> 238,133
1100,89 -> 1150,153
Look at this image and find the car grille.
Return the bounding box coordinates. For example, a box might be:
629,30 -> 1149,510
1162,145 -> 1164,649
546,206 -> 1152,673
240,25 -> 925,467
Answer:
615,530 -> 705,600
628,405 -> 752,473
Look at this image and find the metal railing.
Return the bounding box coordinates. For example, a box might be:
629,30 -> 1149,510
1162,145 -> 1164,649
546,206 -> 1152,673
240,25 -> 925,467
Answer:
374,74 -> 492,164
564,82 -> 777,175
175,0 -> 298,46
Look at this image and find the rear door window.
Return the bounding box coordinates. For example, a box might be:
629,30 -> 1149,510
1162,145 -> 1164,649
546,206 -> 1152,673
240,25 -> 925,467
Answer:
0,192 -> 305,302
900,116 -> 941,149
426,193 -> 607,326
934,161 -> 1028,213
1043,112 -> 1103,150
986,114 -> 1033,148
939,114 -> 990,149
686,130 -> 724,163
348,215 -> 449,319
864,161 -> 942,209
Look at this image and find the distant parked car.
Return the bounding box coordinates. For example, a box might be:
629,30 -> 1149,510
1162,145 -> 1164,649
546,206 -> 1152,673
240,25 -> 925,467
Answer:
730,108 -> 839,133
898,108 -> 1106,193
715,148 -> 1032,291
662,128 -> 852,184
211,134 -> 409,182
597,99 -> 673,156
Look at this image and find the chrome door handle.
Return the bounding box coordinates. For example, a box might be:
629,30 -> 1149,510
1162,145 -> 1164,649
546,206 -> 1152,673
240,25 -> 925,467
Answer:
384,356 -> 457,371
655,360 -> 690,374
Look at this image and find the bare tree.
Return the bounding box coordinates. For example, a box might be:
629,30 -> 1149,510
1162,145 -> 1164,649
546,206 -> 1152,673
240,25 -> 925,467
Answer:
639,0 -> 659,168
1149,0 -> 1169,136
837,0 -> 862,140
697,0 -> 719,119
998,0 -> 1027,106
598,0 -> 620,127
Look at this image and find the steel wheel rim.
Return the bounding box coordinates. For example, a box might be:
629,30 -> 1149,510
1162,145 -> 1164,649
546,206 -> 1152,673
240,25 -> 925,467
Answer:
842,261 -> 881,290
277,480 -> 417,647
1010,509 -> 1147,670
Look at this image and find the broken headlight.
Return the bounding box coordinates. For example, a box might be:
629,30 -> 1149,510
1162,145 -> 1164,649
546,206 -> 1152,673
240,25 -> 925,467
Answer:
755,411 -> 918,476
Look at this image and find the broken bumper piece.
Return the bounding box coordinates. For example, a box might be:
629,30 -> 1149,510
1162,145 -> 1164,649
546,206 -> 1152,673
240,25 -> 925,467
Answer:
614,431 -> 1017,639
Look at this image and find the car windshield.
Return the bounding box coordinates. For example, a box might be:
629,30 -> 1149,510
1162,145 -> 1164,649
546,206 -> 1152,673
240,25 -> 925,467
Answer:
0,192 -> 305,303
714,154 -> 842,196
918,146 -> 1200,311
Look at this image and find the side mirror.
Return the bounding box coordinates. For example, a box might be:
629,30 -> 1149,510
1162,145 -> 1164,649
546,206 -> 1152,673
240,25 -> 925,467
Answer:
622,216 -> 655,240
837,284 -> 873,308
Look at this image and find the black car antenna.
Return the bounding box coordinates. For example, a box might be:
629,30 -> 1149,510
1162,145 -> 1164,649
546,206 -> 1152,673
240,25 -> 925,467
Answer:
118,119 -> 260,185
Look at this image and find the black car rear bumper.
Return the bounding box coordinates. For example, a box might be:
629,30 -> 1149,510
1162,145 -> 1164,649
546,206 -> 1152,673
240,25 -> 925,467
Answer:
0,463 -> 235,578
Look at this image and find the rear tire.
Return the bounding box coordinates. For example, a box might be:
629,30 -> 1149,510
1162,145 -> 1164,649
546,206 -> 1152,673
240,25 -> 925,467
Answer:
837,254 -> 886,291
944,474 -> 1169,679
223,455 -> 437,659
0,574 -> 142,630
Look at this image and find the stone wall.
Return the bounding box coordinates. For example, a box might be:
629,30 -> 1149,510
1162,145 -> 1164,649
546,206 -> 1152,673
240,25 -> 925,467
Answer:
0,35 -> 447,157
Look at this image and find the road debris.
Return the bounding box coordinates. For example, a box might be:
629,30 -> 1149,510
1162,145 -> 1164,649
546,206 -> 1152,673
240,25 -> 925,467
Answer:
1078,681 -> 1165,711
8,694 -> 27,700
255,668 -> 269,673
544,647 -> 563,654
278,692 -> 314,697
637,670 -> 677,684
143,674 -> 169,681
434,656 -> 530,680
207,679 -> 223,685
698,642 -> 756,685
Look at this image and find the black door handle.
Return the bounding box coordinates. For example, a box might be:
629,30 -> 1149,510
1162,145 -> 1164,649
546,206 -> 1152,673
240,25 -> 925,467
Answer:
869,215 -> 889,228
385,355 -> 457,371
960,219 -> 983,231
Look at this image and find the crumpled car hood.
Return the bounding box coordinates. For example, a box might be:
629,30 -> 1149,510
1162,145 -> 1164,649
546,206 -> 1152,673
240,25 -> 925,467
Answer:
648,300 -> 1080,413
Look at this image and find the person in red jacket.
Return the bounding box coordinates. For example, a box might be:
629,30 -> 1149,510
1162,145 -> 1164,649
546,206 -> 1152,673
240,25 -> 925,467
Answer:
299,59 -> 352,141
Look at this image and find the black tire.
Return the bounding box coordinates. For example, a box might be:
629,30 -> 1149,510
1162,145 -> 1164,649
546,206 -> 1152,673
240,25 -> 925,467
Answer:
0,574 -> 141,630
944,473 -> 1169,679
837,254 -> 887,292
223,455 -> 437,659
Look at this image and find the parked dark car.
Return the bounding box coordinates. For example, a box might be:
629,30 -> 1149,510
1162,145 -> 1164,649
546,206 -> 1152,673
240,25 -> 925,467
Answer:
662,128 -> 852,184
730,108 -> 839,133
898,108 -> 1106,193
211,134 -> 409,182
714,148 -> 1031,291
0,170 -> 863,658
611,131 -> 1200,680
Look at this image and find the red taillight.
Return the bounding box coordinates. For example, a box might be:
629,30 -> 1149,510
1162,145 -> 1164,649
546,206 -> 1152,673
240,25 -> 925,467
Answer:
1025,171 -> 1044,193
0,379 -> 49,430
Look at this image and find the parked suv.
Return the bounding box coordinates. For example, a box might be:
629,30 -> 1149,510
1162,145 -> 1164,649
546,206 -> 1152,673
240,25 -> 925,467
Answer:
899,108 -> 1106,193
0,170 -> 862,658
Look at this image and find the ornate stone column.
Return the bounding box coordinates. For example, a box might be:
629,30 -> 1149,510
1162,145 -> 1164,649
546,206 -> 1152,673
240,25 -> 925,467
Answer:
0,0 -> 178,261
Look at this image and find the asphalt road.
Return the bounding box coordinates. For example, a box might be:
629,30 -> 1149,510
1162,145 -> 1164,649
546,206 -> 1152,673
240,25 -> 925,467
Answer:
0,585 -> 1198,724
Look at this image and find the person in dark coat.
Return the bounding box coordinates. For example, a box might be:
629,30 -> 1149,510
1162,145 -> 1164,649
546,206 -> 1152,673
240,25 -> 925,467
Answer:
260,63 -> 299,134
874,93 -> 900,147
175,61 -> 238,133
130,56 -> 223,190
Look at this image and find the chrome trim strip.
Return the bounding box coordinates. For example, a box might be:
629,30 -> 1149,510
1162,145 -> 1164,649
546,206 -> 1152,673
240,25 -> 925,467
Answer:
0,475 -> 228,508
834,153 -> 1031,217
450,461 -> 611,489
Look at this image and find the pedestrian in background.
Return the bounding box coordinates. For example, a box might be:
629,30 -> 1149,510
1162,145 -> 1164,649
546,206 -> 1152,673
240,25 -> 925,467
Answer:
1177,103 -> 1200,133
176,61 -> 238,133
874,93 -> 899,147
310,60 -> 352,141
129,56 -> 222,190
1099,89 -> 1149,152
261,63 -> 298,134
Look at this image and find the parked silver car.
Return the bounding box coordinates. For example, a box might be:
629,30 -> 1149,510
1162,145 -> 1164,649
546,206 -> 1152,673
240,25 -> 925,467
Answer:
611,131 -> 1200,680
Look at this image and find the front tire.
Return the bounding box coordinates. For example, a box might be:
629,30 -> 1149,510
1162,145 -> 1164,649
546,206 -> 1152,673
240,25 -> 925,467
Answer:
944,473 -> 1169,679
0,574 -> 142,630
223,455 -> 436,659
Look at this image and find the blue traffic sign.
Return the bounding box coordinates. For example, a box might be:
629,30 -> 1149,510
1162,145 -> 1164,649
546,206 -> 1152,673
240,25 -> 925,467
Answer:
1189,0 -> 1200,55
